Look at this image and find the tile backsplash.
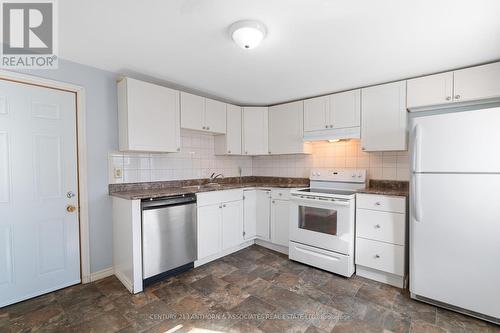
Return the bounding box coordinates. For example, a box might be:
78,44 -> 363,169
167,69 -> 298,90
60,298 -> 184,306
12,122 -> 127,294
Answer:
109,130 -> 253,183
109,134 -> 409,184
253,140 -> 410,181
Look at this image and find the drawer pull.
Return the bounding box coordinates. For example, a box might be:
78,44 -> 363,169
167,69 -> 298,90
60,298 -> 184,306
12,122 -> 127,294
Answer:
375,202 -> 381,206
374,224 -> 381,229
375,254 -> 380,259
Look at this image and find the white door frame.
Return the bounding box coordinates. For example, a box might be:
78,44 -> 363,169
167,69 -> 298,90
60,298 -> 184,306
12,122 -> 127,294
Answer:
0,69 -> 92,284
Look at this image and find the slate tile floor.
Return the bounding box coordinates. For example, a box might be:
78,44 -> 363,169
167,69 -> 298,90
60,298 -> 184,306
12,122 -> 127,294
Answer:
1,245 -> 499,333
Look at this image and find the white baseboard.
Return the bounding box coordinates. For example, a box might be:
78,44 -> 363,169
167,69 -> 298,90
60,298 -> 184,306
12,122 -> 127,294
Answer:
89,267 -> 115,282
114,269 -> 134,293
356,265 -> 405,288
255,239 -> 288,255
195,240 -> 254,267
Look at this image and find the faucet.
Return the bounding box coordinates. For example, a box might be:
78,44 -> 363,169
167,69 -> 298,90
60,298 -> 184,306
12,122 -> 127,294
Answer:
209,173 -> 224,183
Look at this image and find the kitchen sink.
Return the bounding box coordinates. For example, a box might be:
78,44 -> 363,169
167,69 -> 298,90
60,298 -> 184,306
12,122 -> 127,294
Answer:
182,183 -> 222,191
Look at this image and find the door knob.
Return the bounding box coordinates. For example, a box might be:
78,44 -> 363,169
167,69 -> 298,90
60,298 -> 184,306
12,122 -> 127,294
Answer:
66,191 -> 76,198
66,205 -> 77,213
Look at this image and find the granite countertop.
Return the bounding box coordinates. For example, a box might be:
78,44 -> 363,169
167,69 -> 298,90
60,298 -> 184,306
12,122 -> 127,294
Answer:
357,179 -> 409,197
109,176 -> 309,200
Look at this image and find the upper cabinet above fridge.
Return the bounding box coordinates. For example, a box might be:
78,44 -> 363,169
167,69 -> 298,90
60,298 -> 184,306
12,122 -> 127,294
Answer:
407,61 -> 500,111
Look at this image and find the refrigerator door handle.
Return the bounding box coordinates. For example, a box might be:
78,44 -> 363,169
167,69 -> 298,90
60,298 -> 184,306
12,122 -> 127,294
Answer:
412,124 -> 422,173
412,174 -> 422,223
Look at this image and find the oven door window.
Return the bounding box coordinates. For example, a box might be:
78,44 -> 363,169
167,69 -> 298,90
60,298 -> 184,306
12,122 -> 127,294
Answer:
298,206 -> 337,235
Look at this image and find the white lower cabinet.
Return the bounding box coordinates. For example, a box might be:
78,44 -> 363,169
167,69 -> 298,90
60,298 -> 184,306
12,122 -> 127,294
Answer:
255,189 -> 271,240
270,199 -> 290,247
197,190 -> 244,262
197,204 -> 223,259
355,193 -> 407,288
222,200 -> 244,250
243,190 -> 257,239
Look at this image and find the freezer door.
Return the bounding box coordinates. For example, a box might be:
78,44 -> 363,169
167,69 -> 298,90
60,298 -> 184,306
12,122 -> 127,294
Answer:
410,173 -> 500,319
410,107 -> 500,173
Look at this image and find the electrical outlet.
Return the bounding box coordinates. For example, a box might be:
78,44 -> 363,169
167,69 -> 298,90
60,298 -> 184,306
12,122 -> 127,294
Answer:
114,167 -> 123,179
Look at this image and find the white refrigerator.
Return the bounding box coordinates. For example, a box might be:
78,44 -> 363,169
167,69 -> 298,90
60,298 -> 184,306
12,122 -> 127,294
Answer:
409,106 -> 500,323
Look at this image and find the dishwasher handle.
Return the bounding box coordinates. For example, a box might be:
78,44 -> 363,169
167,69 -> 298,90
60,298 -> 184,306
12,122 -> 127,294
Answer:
142,194 -> 196,210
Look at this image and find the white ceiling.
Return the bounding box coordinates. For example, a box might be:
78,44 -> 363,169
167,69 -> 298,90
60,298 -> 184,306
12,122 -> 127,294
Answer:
59,0 -> 500,105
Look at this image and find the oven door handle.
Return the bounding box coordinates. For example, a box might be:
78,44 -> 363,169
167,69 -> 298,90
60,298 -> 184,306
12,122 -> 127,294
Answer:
291,195 -> 350,207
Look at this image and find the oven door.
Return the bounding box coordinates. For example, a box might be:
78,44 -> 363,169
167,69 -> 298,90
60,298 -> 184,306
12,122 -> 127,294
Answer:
290,195 -> 355,255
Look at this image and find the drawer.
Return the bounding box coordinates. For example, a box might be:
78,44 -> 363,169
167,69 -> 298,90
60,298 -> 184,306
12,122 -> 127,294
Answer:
356,193 -> 405,213
196,189 -> 243,207
356,209 -> 405,245
355,238 -> 404,276
271,188 -> 291,200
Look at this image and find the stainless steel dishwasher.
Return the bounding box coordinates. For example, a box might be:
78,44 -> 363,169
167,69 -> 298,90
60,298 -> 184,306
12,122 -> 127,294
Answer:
141,194 -> 197,286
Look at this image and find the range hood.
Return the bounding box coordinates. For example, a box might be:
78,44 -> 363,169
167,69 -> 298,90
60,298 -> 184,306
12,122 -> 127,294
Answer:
303,126 -> 360,141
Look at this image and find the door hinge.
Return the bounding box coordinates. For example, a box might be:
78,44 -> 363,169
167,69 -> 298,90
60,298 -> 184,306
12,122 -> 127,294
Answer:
243,231 -> 246,236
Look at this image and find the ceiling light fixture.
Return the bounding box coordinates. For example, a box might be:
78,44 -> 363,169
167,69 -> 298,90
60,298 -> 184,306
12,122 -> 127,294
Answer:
229,20 -> 267,50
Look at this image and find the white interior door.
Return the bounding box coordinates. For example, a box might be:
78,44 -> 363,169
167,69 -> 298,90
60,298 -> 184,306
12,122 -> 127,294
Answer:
0,79 -> 80,307
410,173 -> 500,319
410,107 -> 500,173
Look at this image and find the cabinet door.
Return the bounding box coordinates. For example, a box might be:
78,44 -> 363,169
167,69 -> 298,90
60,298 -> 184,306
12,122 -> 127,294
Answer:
361,81 -> 407,151
119,78 -> 180,152
243,190 -> 257,239
180,92 -> 204,131
205,98 -> 227,134
454,62 -> 500,103
222,200 -> 244,250
330,89 -> 361,129
226,104 -> 242,154
304,95 -> 329,131
268,101 -> 305,154
197,204 -> 222,259
407,72 -> 454,109
271,199 -> 290,247
256,190 -> 271,240
242,107 -> 268,155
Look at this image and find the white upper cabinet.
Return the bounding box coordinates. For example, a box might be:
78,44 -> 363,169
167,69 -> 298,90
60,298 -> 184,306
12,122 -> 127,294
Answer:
117,77 -> 180,152
304,95 -> 329,131
214,104 -> 242,155
330,89 -> 361,129
407,62 -> 500,110
361,81 -> 407,152
303,90 -> 361,141
180,92 -> 226,134
180,92 -> 204,130
205,98 -> 227,134
242,107 -> 268,155
454,62 -> 500,103
407,72 -> 454,109
268,101 -> 311,155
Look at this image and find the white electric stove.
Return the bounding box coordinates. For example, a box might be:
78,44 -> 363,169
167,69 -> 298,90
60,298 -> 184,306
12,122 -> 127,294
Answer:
289,168 -> 366,277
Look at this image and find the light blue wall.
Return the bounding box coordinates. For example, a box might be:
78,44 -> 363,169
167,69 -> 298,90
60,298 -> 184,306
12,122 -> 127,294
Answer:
16,59 -> 118,273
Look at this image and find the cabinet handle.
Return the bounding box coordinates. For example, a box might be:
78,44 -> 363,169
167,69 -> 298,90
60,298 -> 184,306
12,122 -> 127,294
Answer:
207,126 -> 210,130
361,147 -> 366,151
279,193 -> 282,196
446,96 -> 451,101
228,150 -> 231,154
245,151 -> 248,154
272,200 -> 275,204
374,224 -> 381,229
223,204 -> 226,208
176,148 -> 180,152
375,202 -> 381,206
268,151 -> 271,154
325,125 -> 328,128
202,126 -> 206,130
375,254 -> 380,259
455,95 -> 461,100
329,125 -> 333,128
219,205 -> 222,208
